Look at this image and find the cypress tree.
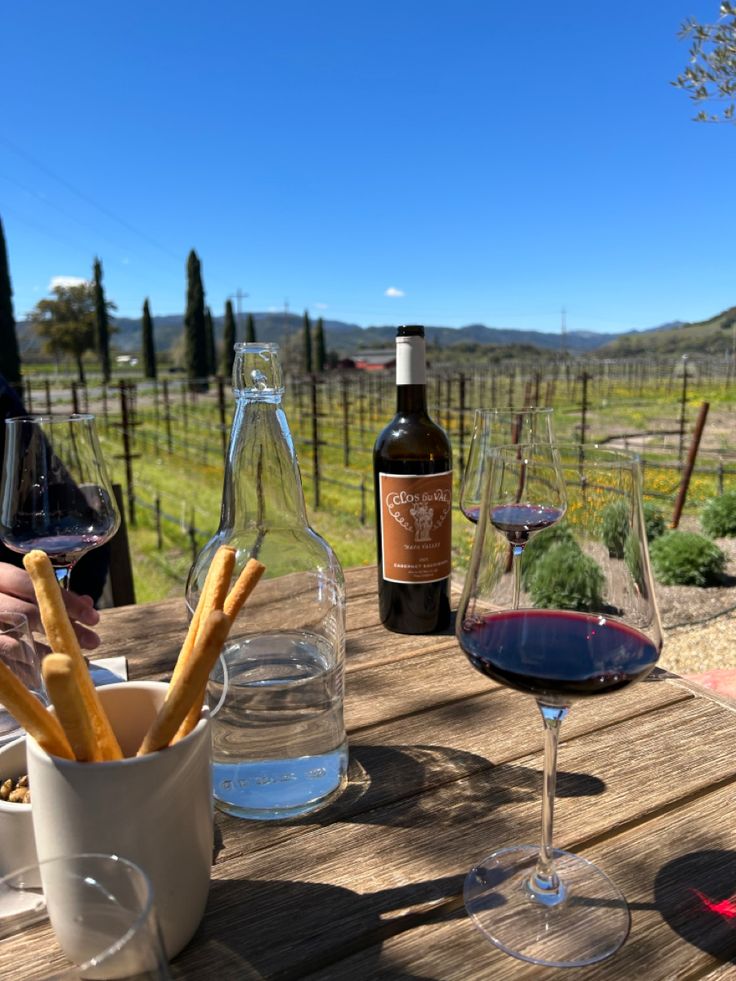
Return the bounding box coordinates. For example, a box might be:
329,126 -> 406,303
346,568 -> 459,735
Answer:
245,312 -> 256,343
184,249 -> 208,390
0,216 -> 21,386
205,306 -> 216,376
141,298 -> 157,379
303,310 -> 313,374
314,316 -> 327,373
222,300 -> 236,377
93,257 -> 111,382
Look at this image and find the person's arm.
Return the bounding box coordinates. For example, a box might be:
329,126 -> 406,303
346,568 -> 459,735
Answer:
0,561 -> 101,651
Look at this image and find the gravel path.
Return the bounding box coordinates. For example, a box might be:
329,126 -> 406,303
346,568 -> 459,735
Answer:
656,532 -> 736,676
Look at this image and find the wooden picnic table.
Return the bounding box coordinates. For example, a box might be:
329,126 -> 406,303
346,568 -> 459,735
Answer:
5,565 -> 736,978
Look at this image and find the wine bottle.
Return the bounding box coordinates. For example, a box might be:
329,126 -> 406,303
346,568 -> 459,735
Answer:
373,325 -> 452,633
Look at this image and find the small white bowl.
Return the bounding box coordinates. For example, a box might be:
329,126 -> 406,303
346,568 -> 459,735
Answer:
0,737 -> 38,879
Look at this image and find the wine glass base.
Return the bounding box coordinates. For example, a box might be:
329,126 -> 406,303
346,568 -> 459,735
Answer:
464,845 -> 630,968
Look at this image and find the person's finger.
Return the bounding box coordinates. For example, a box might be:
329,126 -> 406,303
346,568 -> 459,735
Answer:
61,590 -> 100,627
73,622 -> 101,651
0,593 -> 42,632
0,563 -> 38,604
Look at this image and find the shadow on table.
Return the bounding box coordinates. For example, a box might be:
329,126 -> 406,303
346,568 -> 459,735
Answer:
173,873 -> 466,980
653,848 -> 736,963
323,742 -> 604,829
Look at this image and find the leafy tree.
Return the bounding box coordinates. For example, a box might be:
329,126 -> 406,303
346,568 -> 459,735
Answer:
93,257 -> 114,381
184,249 -> 208,390
205,306 -> 216,376
673,2 -> 736,122
222,299 -> 236,377
0,215 -> 21,386
141,298 -> 157,379
29,282 -> 97,383
303,310 -> 313,374
313,316 -> 327,373
245,312 -> 256,343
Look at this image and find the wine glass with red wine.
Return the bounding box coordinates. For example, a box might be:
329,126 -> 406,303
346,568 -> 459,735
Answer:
456,445 -> 663,968
0,415 -> 120,590
484,442 -> 567,610
460,408 -> 555,524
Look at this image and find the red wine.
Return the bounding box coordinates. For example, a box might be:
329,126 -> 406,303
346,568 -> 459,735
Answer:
3,533 -> 105,567
462,505 -> 481,524
373,326 -> 452,634
490,504 -> 563,544
460,609 -> 660,699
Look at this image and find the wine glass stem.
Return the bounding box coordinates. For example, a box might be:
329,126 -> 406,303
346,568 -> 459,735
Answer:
54,565 -> 72,591
524,702 -> 569,907
511,544 -> 523,609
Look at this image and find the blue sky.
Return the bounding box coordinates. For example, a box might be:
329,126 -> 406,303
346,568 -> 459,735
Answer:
1,1 -> 733,335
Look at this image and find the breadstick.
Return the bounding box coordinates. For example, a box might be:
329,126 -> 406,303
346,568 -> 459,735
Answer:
223,559 -> 266,620
169,545 -> 236,691
42,654 -> 98,763
137,611 -> 232,756
23,550 -> 83,662
23,550 -> 123,761
0,658 -> 73,760
173,557 -> 266,742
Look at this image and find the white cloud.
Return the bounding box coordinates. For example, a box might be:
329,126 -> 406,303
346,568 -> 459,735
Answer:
385,286 -> 405,298
49,275 -> 87,290
314,302 -> 328,310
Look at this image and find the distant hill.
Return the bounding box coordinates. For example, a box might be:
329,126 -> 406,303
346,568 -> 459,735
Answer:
597,309 -> 735,357
73,313 -> 622,357
19,308 -> 730,360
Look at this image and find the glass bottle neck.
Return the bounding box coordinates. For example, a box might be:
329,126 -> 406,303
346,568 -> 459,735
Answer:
220,397 -> 308,529
396,384 -> 428,414
395,333 -> 427,413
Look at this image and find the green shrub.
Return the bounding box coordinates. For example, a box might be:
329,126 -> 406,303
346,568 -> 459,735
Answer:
520,523 -> 578,589
649,530 -> 726,586
601,500 -> 629,558
642,502 -> 666,542
701,491 -> 736,538
527,541 -> 605,612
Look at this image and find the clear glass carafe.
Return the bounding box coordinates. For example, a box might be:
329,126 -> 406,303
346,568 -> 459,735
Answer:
186,343 -> 347,820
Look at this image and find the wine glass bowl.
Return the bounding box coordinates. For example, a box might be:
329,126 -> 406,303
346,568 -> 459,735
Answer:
460,407 -> 555,524
456,444 -> 662,967
0,415 -> 119,589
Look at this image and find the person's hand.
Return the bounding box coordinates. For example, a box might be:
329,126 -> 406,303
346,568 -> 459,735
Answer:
0,561 -> 101,651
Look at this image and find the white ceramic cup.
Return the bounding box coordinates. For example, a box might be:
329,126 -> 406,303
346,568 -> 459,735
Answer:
26,681 -> 213,960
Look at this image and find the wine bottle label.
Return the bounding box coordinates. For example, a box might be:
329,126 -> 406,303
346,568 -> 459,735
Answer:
395,335 -> 426,385
379,471 -> 452,583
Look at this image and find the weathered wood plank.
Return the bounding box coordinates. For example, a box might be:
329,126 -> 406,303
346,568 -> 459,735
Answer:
165,694 -> 736,979
94,567 -> 402,677
210,673 -> 689,862
307,780 -> 736,979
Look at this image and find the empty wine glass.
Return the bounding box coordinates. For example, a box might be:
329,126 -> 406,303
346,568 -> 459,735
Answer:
0,853 -> 170,979
0,611 -> 47,745
460,408 -> 555,523
456,445 -> 663,967
0,415 -> 119,590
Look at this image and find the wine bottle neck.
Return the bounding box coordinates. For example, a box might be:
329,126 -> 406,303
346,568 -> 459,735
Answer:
394,332 -> 427,413
396,384 -> 428,414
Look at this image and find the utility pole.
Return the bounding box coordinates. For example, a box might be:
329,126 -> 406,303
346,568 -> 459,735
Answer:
560,306 -> 567,357
228,288 -> 249,337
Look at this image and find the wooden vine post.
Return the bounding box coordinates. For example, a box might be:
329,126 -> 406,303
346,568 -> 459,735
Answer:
671,401 -> 710,529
